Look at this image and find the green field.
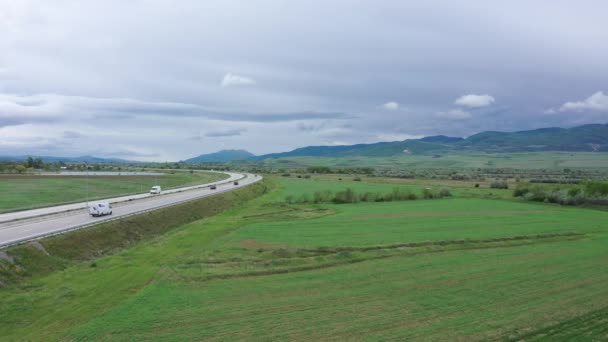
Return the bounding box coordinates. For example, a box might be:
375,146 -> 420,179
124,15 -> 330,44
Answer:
0,171 -> 228,213
259,152 -> 608,170
1,176 -> 608,340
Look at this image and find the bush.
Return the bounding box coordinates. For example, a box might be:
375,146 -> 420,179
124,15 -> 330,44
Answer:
490,181 -> 509,189
514,182 -> 608,207
439,189 -> 452,197
584,181 -> 608,196
353,177 -> 362,181
474,183 -> 480,188
313,190 -> 333,204
422,188 -> 434,199
307,166 -> 331,174
333,188 -> 358,204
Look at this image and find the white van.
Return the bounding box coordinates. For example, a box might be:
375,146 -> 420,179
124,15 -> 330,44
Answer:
150,185 -> 161,194
89,202 -> 112,217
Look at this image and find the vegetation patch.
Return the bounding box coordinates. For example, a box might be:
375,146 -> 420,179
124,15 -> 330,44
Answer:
354,209 -> 560,219
514,180 -> 608,207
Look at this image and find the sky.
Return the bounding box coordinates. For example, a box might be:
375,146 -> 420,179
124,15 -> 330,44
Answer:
0,0 -> 607,161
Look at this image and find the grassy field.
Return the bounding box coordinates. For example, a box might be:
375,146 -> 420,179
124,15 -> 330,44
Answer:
259,152 -> 608,170
1,175 -> 607,340
0,171 -> 228,213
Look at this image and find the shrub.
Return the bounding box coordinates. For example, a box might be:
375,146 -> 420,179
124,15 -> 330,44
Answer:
422,188 -> 434,199
474,183 -> 480,188
313,190 -> 333,204
439,189 -> 452,197
307,166 -> 331,174
353,177 -> 362,181
513,185 -> 530,197
584,181 -> 608,196
490,181 -> 509,189
333,188 -> 358,204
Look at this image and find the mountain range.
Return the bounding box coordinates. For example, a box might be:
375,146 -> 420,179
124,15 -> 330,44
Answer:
182,149 -> 255,163
185,123 -> 608,162
4,124 -> 606,164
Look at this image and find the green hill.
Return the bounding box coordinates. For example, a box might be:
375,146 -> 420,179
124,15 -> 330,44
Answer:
183,149 -> 255,163
255,123 -> 608,159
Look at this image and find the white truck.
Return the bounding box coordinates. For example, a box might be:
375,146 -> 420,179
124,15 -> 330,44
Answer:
150,185 -> 161,194
89,202 -> 112,217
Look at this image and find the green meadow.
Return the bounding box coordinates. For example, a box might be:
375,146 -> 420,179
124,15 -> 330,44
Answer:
1,176 -> 607,340
0,171 -> 228,213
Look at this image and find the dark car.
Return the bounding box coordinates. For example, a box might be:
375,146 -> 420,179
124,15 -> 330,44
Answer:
210,185 -> 217,190
233,181 -> 239,186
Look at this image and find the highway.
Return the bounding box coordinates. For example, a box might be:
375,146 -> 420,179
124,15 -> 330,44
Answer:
0,172 -> 261,248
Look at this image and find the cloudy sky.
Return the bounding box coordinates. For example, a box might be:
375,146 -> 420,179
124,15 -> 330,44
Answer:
1,0 -> 607,161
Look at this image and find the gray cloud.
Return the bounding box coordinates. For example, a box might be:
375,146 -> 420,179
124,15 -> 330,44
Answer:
0,117 -> 24,127
101,150 -> 161,158
205,128 -> 247,137
63,131 -> 81,139
436,109 -> 472,120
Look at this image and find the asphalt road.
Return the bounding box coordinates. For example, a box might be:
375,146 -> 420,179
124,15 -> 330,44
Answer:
0,172 -> 261,248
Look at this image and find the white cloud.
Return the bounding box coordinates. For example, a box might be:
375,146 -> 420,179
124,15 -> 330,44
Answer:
454,94 -> 495,108
559,91 -> 608,112
220,73 -> 256,87
436,109 -> 472,120
382,101 -> 399,111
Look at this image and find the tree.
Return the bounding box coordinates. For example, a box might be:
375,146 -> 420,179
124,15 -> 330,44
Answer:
33,158 -> 44,169
15,165 -> 26,174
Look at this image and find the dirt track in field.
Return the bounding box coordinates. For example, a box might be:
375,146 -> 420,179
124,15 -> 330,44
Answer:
355,210 -> 560,219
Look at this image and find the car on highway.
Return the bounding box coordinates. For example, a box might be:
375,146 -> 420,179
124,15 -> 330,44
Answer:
233,181 -> 239,185
89,202 -> 112,217
210,185 -> 217,190
150,185 -> 161,194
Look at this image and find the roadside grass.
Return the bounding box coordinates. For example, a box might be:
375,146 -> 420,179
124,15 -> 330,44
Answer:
1,176 -> 607,340
0,171 -> 228,213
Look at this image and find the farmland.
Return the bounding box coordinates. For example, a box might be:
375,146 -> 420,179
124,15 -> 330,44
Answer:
1,175 -> 607,340
0,171 -> 228,213
251,151 -> 608,170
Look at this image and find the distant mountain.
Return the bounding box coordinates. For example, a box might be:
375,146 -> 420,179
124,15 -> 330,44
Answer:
458,124 -> 608,152
183,149 -> 256,163
255,123 -> 608,159
419,135 -> 464,144
0,155 -> 138,164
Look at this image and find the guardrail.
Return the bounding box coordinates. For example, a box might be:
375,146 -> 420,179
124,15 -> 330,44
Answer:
0,174 -> 261,249
0,171 -> 243,225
